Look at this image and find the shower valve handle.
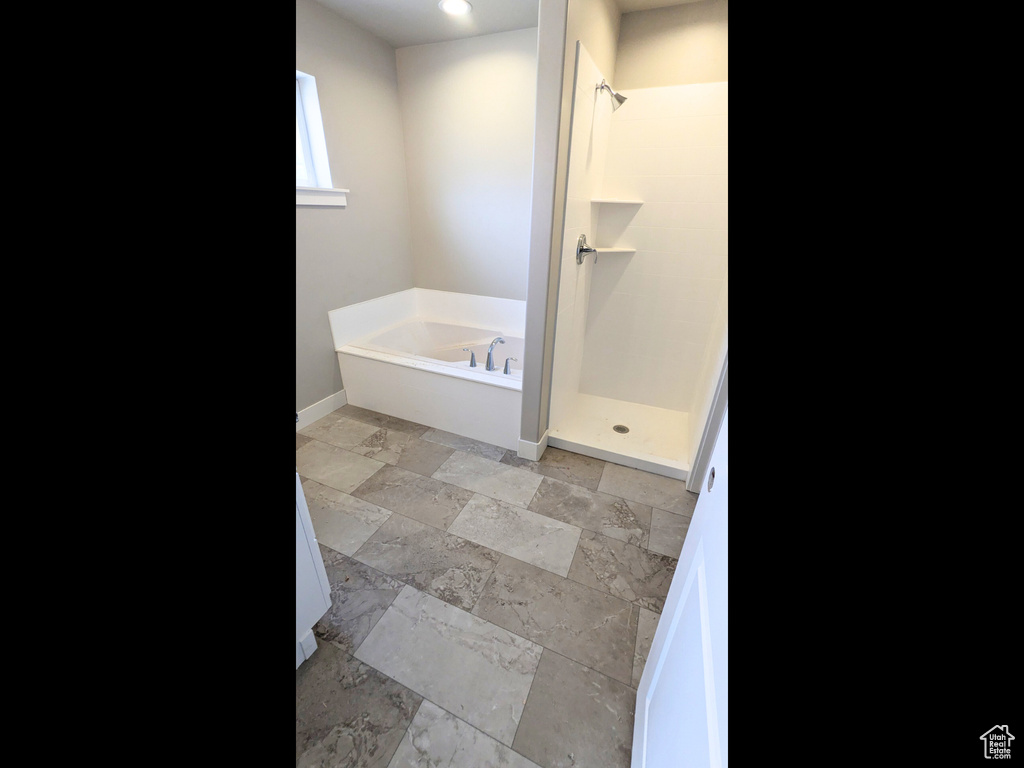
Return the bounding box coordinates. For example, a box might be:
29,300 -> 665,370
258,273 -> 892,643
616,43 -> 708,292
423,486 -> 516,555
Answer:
577,234 -> 597,264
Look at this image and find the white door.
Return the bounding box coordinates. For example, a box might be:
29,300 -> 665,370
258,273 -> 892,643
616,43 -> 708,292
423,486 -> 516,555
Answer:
296,472 -> 332,668
633,408 -> 728,768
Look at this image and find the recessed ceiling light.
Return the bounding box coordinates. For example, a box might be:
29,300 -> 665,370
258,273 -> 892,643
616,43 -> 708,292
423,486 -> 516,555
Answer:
439,0 -> 472,15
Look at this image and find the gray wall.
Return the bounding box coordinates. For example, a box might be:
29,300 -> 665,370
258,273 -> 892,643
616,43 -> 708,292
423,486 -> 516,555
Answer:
397,29 -> 538,302
616,0 -> 728,88
296,0 -> 415,413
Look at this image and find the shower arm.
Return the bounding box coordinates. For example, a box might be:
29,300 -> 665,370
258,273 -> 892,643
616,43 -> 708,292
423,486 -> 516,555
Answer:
596,79 -> 627,111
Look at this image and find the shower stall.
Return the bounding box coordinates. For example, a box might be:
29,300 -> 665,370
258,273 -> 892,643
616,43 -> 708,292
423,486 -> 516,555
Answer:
547,42 -> 728,482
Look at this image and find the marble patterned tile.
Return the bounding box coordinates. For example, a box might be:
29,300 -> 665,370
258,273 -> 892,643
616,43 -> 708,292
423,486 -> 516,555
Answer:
353,512 -> 501,611
472,555 -> 638,686
447,495 -> 582,578
395,439 -> 456,476
432,451 -> 543,509
387,700 -> 542,768
349,429 -> 456,477
348,427 -> 418,464
500,447 -> 606,491
512,650 -> 635,768
314,545 -> 406,655
647,507 -> 691,559
299,413 -> 384,451
303,479 -> 392,556
632,607 -> 660,688
597,462 -> 699,516
296,640 -> 422,768
567,530 -> 677,613
354,585 -> 543,747
338,404 -> 431,437
528,477 -> 651,548
422,429 -> 507,462
351,465 -> 474,531
296,440 -> 387,495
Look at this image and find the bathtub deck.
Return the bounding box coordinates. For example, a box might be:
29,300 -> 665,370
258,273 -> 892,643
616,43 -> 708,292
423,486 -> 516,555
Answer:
548,393 -> 689,480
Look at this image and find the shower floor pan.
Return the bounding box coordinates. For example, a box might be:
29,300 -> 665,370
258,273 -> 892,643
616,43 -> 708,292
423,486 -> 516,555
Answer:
548,393 -> 689,481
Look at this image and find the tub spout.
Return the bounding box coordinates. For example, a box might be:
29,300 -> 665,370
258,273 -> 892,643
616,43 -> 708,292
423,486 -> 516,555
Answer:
486,337 -> 505,371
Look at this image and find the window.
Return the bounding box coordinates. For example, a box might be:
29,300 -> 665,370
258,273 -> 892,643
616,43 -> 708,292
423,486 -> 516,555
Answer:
296,70 -> 347,207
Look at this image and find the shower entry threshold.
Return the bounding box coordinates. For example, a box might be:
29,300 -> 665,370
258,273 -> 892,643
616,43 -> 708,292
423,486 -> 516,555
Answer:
548,394 -> 689,481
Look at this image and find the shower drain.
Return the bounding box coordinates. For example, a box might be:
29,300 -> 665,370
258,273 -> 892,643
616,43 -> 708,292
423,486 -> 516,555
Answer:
612,424 -> 630,434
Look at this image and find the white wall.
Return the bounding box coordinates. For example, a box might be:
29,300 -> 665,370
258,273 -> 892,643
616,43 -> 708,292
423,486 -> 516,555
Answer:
578,82 -> 728,411
397,29 -> 538,302
296,0 -> 415,412
549,43 -> 615,426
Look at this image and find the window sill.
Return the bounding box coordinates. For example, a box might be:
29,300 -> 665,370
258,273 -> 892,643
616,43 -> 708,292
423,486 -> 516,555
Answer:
296,187 -> 348,207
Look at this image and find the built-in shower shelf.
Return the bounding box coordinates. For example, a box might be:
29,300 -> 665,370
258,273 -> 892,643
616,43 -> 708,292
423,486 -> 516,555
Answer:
591,198 -> 643,205
595,248 -> 636,255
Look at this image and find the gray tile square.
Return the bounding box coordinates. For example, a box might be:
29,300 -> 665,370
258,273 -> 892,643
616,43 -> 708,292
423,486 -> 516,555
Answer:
296,440 -> 387,494
351,465 -> 474,531
353,512 -> 501,611
433,451 -> 543,508
349,430 -> 455,476
512,650 -> 635,768
296,641 -> 422,768
300,412 -> 384,450
501,447 -> 606,491
354,585 -> 543,746
647,507 -> 691,559
448,494 -> 582,577
339,404 -> 431,437
297,432 -> 313,451
395,437 -> 456,476
422,429 -> 507,461
314,545 -> 406,655
598,462 -> 698,516
303,479 -> 392,556
348,427 -> 418,464
387,700 -> 542,768
567,530 -> 677,613
473,555 -> 638,686
528,477 -> 651,548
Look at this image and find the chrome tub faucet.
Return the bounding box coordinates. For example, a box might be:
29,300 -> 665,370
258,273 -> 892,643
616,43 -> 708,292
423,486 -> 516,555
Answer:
486,337 -> 505,371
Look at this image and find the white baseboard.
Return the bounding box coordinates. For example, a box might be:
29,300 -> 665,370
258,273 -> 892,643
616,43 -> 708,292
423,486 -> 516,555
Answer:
296,390 -> 348,431
517,429 -> 549,461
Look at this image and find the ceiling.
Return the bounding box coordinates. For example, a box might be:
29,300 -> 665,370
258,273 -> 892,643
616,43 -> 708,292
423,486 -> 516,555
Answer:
312,0 -> 704,49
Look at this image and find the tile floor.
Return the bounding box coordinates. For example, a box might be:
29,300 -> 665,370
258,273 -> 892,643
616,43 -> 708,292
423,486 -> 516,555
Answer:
296,404 -> 698,768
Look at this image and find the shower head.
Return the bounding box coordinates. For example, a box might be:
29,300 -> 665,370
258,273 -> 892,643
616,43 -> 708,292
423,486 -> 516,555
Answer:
597,79 -> 627,111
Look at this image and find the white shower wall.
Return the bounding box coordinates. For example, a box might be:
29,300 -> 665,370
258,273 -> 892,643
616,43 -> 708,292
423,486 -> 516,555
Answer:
549,43 -> 614,427
579,82 -> 728,412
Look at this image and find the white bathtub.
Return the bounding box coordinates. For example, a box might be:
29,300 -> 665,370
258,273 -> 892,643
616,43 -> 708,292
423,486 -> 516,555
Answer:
328,289 -> 526,450
351,320 -> 524,383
